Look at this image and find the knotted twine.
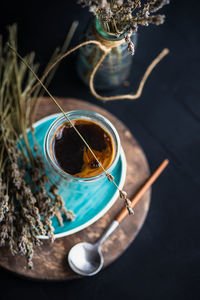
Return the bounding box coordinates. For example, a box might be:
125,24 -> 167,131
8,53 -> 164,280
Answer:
29,27 -> 169,102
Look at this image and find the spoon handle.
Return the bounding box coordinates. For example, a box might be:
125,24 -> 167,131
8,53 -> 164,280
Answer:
95,220 -> 119,248
115,159 -> 169,223
95,159 -> 168,249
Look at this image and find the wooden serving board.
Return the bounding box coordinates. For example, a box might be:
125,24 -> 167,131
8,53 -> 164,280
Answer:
0,97 -> 151,280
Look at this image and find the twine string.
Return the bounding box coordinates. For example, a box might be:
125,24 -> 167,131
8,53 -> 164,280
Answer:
89,48 -> 169,101
28,40 -> 109,96
28,30 -> 169,102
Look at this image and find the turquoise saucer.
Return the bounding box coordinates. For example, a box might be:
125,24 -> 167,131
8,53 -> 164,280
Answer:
27,114 -> 127,238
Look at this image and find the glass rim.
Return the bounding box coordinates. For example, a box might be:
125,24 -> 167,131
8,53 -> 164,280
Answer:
44,110 -> 121,182
94,17 -> 125,41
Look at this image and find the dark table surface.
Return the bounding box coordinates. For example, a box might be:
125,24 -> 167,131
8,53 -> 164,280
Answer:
1,0 -> 200,299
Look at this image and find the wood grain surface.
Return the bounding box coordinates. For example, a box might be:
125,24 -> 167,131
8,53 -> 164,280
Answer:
0,97 -> 151,281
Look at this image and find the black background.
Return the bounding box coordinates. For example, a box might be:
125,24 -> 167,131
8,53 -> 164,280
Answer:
1,1 -> 200,299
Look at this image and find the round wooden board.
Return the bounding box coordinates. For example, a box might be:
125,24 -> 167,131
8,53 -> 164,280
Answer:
0,97 -> 151,281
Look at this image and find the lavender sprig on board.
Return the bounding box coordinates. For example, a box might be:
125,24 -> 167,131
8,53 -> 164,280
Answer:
0,24 -> 75,269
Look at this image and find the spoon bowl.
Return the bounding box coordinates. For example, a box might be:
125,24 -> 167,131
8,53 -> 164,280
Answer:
68,221 -> 119,276
68,242 -> 104,276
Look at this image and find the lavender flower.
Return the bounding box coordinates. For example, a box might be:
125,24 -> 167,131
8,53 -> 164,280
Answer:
78,0 -> 170,55
0,24 -> 76,269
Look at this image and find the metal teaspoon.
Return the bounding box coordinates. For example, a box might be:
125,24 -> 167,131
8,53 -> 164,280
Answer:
68,159 -> 169,276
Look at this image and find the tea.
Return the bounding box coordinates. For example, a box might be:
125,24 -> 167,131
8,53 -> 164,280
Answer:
51,119 -> 114,178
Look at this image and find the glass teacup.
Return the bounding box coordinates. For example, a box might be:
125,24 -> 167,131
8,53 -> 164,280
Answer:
44,110 -> 121,183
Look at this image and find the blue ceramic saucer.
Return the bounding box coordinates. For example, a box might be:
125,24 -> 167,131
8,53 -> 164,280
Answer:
27,114 -> 127,238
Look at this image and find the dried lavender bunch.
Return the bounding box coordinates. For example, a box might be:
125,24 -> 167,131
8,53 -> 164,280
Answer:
0,24 -> 75,268
78,0 -> 169,54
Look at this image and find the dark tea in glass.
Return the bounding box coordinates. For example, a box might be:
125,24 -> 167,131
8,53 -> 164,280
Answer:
51,119 -> 114,178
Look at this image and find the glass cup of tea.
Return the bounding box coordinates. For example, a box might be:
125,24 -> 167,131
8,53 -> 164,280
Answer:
44,110 -> 121,183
